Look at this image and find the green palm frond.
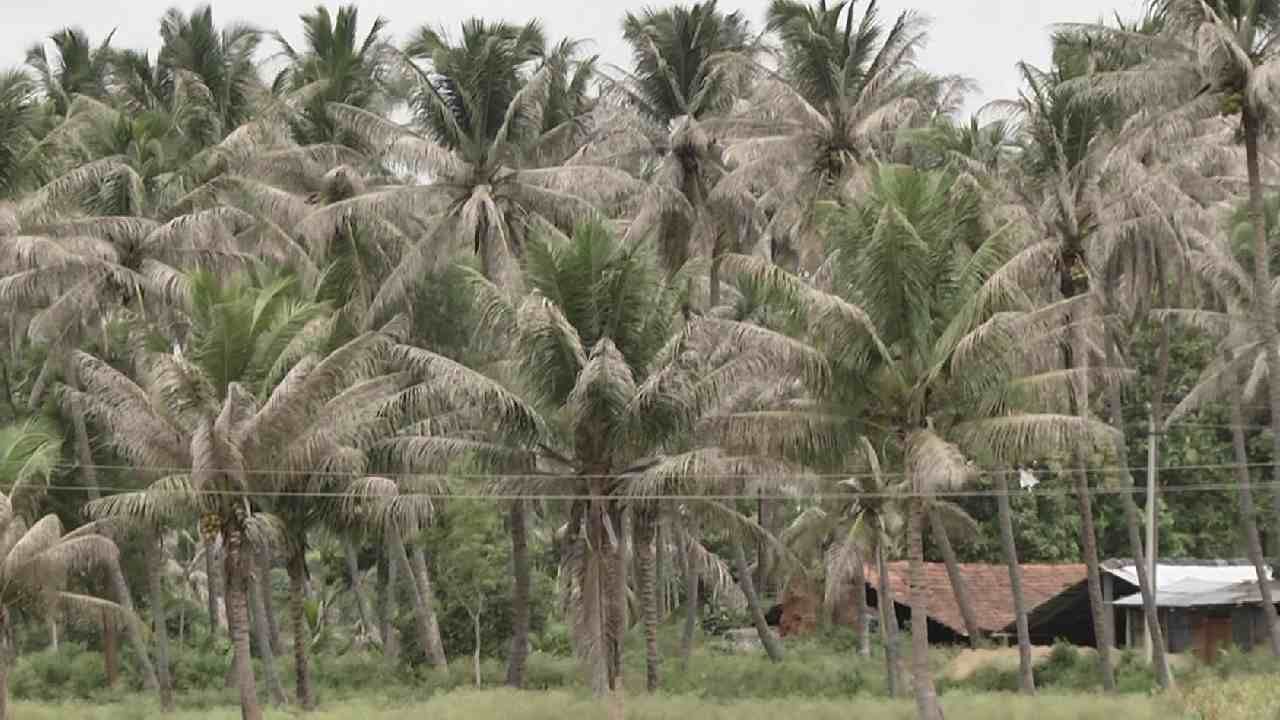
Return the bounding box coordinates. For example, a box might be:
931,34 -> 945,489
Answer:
0,418 -> 62,507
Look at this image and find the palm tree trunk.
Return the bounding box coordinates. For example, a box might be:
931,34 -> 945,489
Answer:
0,612 -> 10,720
996,472 -> 1036,695
388,525 -> 440,670
377,540 -> 395,656
287,549 -> 315,710
655,511 -> 667,618
257,549 -> 282,653
756,492 -> 769,594
505,500 -> 531,688
635,508 -> 660,692
343,540 -> 379,646
909,497 -> 944,720
679,526 -> 698,670
1242,103 -> 1280,565
224,524 -> 263,720
584,485 -> 609,697
876,541 -> 901,697
406,517 -> 447,669
146,533 -> 174,711
1074,467 -> 1116,691
929,509 -> 981,646
1102,339 -> 1174,689
604,503 -> 627,690
248,558 -> 287,706
1230,391 -> 1280,656
1060,235 -> 1116,692
205,534 -> 225,637
107,558 -> 159,692
103,606 -> 118,688
731,535 -> 784,662
850,547 -> 871,657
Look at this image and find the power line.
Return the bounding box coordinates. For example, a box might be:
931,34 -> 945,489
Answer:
8,476 -> 1274,502
4,458 -> 1274,481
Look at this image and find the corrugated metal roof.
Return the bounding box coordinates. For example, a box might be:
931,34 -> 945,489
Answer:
1103,561 -> 1264,591
1113,578 -> 1280,608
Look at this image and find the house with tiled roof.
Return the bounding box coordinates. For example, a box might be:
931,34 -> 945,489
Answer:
855,561 -> 1088,643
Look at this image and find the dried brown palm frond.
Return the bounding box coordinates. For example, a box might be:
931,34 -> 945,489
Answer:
84,475 -> 197,530
905,429 -> 976,493
64,352 -> 190,470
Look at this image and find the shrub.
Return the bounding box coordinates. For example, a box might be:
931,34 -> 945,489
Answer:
10,643 -> 106,701
167,643 -> 232,692
521,652 -> 578,690
532,621 -> 572,657
701,606 -> 750,637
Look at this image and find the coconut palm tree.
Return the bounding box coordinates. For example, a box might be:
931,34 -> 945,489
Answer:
780,441 -> 905,690
25,27 -> 116,118
0,417 -> 142,718
726,162 -> 1119,719
84,476 -> 196,712
1075,0 -> 1280,562
712,0 -> 940,271
339,476 -> 449,670
156,6 -> 263,146
273,4 -> 394,147
0,72 -> 41,199
67,269 -> 407,719
319,19 -> 634,305
1008,24 -> 1231,682
608,0 -> 757,300
1160,195 -> 1280,656
0,499 -> 128,719
379,218 -> 824,695
1001,60 -> 1127,690
995,468 -> 1035,694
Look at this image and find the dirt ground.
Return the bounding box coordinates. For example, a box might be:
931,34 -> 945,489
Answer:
943,646 -> 1062,681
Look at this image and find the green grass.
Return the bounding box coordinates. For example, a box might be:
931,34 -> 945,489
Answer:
14,688 -> 1178,720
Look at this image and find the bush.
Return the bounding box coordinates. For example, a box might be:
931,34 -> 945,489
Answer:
701,606 -> 750,637
310,649 -> 410,696
521,652 -> 577,690
532,621 -> 572,657
10,643 -> 107,701
168,644 -> 232,692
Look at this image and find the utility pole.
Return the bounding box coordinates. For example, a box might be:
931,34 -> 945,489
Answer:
1145,411 -> 1159,663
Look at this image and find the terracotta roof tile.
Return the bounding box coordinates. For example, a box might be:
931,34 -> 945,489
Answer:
863,561 -> 1088,636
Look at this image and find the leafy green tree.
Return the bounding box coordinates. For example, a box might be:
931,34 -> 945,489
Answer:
427,496 -> 518,685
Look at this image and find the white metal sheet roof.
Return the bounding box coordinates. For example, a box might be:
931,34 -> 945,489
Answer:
1104,562 -> 1264,591
1114,578 -> 1280,608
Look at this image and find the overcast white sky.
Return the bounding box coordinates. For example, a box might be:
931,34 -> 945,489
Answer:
4,0 -> 1143,112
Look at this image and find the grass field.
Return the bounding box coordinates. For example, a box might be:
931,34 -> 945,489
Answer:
16,688 -> 1177,720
